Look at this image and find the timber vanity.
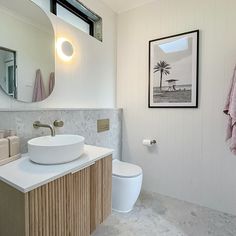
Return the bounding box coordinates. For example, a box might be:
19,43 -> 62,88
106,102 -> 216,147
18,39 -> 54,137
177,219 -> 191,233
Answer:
0,145 -> 113,236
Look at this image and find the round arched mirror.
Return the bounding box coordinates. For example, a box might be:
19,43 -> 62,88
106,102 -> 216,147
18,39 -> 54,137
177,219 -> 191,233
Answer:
0,0 -> 55,103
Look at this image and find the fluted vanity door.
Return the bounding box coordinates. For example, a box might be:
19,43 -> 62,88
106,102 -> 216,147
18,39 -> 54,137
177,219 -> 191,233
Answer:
90,159 -> 103,233
90,155 -> 112,233
27,175 -> 71,236
70,167 -> 90,236
102,156 -> 112,221
26,167 -> 90,236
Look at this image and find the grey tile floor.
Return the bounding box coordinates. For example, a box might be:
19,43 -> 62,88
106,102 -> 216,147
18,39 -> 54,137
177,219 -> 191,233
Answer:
93,192 -> 236,236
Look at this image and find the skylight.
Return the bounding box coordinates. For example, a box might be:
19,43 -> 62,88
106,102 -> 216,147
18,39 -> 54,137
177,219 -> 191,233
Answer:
159,37 -> 189,53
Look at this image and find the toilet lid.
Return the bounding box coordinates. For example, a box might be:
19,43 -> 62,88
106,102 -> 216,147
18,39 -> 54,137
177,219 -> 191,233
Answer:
112,160 -> 142,178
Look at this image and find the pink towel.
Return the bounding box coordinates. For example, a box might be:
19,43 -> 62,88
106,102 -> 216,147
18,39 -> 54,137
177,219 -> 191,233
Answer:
32,69 -> 46,102
224,66 -> 236,154
49,72 -> 55,95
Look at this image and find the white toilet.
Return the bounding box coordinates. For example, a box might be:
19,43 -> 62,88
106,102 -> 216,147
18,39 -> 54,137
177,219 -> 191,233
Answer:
112,159 -> 143,213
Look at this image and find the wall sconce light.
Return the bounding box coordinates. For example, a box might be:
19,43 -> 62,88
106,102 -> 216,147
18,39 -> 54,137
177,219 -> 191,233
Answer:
56,38 -> 74,62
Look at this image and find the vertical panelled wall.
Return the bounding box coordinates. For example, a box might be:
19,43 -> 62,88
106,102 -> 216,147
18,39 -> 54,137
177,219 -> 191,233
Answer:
117,0 -> 236,215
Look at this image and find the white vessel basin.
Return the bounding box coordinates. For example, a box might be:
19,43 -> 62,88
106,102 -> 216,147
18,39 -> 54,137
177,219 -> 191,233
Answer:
28,135 -> 85,165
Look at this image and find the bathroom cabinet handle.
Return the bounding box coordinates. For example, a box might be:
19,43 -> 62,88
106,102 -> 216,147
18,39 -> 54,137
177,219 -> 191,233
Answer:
71,162 -> 95,174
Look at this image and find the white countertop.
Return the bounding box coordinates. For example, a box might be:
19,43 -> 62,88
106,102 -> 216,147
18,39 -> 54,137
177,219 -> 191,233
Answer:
0,145 -> 113,193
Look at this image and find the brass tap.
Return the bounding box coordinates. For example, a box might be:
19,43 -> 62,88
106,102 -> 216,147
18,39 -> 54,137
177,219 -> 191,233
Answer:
53,120 -> 64,128
33,121 -> 56,137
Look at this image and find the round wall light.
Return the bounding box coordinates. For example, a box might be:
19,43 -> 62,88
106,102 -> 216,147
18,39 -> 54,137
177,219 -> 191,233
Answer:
56,38 -> 74,62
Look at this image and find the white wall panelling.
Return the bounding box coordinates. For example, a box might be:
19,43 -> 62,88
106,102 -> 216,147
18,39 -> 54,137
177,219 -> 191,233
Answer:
117,0 -> 236,215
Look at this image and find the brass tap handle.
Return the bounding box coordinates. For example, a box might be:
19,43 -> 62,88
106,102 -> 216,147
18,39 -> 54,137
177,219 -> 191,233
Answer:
53,120 -> 64,128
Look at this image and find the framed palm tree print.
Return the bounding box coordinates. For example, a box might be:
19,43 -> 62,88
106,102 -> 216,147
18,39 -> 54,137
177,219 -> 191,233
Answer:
149,30 -> 199,108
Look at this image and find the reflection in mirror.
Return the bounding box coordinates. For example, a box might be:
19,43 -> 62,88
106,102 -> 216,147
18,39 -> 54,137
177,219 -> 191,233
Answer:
0,47 -> 16,99
0,0 -> 55,103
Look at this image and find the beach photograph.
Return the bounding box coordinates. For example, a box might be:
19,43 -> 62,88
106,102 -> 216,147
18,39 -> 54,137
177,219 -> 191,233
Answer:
149,31 -> 198,108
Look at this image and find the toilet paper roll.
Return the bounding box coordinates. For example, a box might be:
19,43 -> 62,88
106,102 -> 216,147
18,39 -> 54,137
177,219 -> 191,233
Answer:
143,139 -> 155,147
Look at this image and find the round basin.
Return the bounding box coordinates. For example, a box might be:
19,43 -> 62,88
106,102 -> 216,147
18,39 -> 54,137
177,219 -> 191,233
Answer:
28,135 -> 85,165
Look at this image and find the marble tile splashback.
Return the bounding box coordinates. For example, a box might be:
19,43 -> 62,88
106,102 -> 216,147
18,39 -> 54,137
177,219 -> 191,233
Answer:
0,109 -> 122,160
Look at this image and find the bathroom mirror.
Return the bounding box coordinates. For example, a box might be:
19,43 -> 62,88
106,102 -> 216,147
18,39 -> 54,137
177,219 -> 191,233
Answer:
0,0 -> 55,103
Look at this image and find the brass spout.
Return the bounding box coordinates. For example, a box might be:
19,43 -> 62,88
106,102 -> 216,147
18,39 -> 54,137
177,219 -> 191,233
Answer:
33,121 -> 56,137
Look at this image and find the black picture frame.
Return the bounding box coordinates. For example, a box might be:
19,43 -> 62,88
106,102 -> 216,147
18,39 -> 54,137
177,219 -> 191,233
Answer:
148,30 -> 199,108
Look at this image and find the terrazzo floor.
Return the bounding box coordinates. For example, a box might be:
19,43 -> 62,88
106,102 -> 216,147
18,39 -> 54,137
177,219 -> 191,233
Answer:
92,192 -> 236,236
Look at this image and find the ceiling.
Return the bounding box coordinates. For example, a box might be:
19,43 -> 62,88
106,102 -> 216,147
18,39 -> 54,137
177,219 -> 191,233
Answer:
101,0 -> 155,13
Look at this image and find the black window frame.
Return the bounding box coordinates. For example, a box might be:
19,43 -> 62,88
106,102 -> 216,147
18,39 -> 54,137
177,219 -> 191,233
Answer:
50,0 -> 94,36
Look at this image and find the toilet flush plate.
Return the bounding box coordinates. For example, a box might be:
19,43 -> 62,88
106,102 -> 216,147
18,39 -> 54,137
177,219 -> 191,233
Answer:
97,119 -> 110,132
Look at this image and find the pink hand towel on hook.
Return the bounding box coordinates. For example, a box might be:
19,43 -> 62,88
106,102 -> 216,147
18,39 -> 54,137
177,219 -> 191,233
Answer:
224,66 -> 236,154
32,69 -> 46,102
49,72 -> 55,95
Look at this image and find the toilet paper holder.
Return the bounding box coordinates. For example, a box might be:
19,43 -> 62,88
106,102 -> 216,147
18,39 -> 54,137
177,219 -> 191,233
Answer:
143,139 -> 157,146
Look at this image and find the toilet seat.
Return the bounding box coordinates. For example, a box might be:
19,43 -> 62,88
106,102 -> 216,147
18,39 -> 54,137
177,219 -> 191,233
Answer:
112,160 -> 142,178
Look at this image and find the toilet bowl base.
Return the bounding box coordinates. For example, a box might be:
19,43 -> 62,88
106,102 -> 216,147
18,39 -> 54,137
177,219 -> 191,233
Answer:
112,207 -> 133,213
112,173 -> 143,213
